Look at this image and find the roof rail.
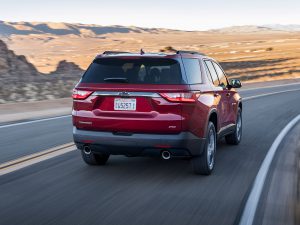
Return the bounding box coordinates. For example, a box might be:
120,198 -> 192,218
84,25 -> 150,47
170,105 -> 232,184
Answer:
103,51 -> 131,55
176,50 -> 206,56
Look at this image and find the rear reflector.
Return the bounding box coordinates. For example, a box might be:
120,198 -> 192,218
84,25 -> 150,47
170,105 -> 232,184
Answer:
160,92 -> 200,103
82,140 -> 94,143
72,89 -> 93,100
155,145 -> 171,148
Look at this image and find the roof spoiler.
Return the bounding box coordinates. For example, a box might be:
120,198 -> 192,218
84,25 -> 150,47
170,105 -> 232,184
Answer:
102,51 -> 131,55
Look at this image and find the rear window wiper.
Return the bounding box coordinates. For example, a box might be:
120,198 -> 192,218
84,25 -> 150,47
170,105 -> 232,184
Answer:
103,77 -> 129,83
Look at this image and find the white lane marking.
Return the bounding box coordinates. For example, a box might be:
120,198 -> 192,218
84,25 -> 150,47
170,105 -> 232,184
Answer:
0,115 -> 71,129
240,82 -> 300,92
243,88 -> 300,101
239,114 -> 300,225
0,143 -> 75,176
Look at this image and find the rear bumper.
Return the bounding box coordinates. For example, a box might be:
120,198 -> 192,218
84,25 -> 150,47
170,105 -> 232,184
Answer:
73,127 -> 205,157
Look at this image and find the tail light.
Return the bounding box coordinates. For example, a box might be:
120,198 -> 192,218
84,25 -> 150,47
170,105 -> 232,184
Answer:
160,92 -> 200,103
72,89 -> 93,100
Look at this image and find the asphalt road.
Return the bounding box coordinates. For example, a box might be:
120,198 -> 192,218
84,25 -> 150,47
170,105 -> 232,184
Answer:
0,83 -> 300,225
0,117 -> 72,163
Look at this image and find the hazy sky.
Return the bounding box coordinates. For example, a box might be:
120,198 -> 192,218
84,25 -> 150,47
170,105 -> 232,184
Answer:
0,0 -> 299,30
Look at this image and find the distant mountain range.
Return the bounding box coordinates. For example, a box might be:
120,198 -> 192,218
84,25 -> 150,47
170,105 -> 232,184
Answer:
0,21 -> 170,37
0,21 -> 299,37
209,25 -> 300,33
263,24 -> 300,32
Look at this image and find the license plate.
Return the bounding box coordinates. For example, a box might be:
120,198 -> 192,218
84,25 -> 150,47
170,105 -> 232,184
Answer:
114,98 -> 136,111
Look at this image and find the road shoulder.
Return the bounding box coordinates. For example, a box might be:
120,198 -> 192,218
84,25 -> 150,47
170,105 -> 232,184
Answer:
254,121 -> 300,225
0,98 -> 72,124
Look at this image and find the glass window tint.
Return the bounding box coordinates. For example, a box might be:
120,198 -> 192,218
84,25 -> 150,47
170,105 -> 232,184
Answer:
212,62 -> 228,88
204,60 -> 219,87
182,58 -> 202,84
203,61 -> 213,84
81,58 -> 183,84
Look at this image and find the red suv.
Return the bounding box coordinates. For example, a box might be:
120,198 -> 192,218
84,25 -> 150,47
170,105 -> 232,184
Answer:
72,50 -> 242,175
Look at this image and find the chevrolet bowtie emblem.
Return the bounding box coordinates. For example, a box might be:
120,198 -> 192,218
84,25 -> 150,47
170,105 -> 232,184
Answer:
119,92 -> 130,97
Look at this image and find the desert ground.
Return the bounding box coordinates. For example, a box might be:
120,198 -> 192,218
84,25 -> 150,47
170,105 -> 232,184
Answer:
1,23 -> 299,83
0,21 -> 299,84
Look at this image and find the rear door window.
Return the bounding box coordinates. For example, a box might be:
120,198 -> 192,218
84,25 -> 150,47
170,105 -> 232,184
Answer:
203,61 -> 213,84
212,62 -> 228,88
81,58 -> 184,84
182,58 -> 202,84
204,60 -> 219,87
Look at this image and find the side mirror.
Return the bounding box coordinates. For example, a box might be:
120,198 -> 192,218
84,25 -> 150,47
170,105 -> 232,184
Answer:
229,79 -> 242,88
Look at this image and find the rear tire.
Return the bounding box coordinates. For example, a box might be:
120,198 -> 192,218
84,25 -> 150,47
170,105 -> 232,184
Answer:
225,108 -> 242,145
81,151 -> 110,165
191,122 -> 216,175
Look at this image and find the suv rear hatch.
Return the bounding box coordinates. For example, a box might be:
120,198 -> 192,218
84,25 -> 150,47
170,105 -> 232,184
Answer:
73,56 -> 196,134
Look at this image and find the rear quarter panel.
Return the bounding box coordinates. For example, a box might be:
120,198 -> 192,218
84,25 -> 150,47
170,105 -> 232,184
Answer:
182,84 -> 218,138
228,89 -> 242,124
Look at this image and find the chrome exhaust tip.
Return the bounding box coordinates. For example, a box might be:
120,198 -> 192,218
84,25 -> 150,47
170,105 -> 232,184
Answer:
83,145 -> 91,155
161,151 -> 171,160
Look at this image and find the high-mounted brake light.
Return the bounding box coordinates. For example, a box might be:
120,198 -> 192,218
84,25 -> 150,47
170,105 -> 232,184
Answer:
160,92 -> 200,103
72,89 -> 93,100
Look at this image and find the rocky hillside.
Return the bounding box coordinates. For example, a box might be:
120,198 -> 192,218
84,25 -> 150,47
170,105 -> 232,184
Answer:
0,40 -> 39,78
0,39 -> 83,103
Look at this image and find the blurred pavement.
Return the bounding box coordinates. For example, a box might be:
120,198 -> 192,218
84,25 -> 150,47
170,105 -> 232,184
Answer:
255,121 -> 300,225
0,98 -> 72,124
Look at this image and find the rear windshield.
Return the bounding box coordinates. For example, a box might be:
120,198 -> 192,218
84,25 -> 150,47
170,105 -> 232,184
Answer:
81,58 -> 184,84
